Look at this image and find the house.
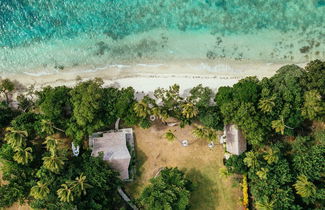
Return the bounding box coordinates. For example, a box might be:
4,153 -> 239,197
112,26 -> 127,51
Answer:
90,129 -> 133,180
221,124 -> 247,155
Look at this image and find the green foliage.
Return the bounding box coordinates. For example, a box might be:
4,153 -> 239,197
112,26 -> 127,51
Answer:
0,78 -> 15,104
0,102 -> 18,128
36,86 -> 71,129
232,76 -> 261,104
293,175 -> 316,198
268,64 -> 305,129
70,79 -> 105,127
10,112 -> 42,138
300,59 -> 325,97
4,127 -> 28,148
292,136 -> 324,181
164,130 -> 176,141
225,153 -> 248,174
258,95 -> 276,113
13,147 -> 33,165
30,181 -> 50,200
139,118 -> 151,129
301,90 -> 325,120
214,86 -> 233,107
42,153 -> 67,174
154,84 -> 183,117
198,106 -> 223,130
192,126 -> 217,142
181,102 -> 198,119
67,79 -> 106,144
134,97 -> 152,118
0,184 -> 25,207
140,167 -> 192,210
188,84 -> 213,108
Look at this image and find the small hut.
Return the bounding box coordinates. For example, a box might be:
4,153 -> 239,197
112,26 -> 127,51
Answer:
224,124 -> 247,155
90,129 -> 132,180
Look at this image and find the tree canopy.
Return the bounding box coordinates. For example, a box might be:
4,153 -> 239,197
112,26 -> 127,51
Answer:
140,168 -> 192,210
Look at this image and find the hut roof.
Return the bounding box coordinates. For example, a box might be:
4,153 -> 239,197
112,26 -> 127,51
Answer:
225,124 -> 247,155
91,131 -> 131,180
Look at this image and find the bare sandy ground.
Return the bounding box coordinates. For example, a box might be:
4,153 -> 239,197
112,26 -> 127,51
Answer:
126,122 -> 242,210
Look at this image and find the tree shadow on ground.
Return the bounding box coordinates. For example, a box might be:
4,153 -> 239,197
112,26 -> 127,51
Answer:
124,146 -> 148,197
134,144 -> 148,178
185,168 -> 219,210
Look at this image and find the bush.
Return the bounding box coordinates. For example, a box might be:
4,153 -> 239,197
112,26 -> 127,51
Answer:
140,168 -> 192,210
225,154 -> 248,174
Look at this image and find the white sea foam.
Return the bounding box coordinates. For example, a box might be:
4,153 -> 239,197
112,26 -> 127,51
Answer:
136,63 -> 166,68
23,71 -> 55,76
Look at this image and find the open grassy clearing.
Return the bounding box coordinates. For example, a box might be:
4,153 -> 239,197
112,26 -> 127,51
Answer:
125,122 -> 242,210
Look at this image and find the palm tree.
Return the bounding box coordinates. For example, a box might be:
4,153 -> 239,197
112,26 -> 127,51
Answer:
293,175 -> 316,198
192,126 -> 206,139
41,119 -> 65,135
256,168 -> 269,180
192,126 -> 217,142
256,196 -> 275,210
4,127 -> 28,148
258,96 -> 276,113
13,147 -> 33,165
271,118 -> 285,135
271,117 -> 293,135
43,136 -> 59,153
30,181 -> 50,199
243,151 -> 259,169
134,100 -> 151,118
301,90 -> 324,120
164,130 -> 176,142
68,174 -> 92,196
152,106 -> 169,122
57,183 -> 74,202
263,148 -> 279,164
181,102 -> 199,119
42,154 -> 67,174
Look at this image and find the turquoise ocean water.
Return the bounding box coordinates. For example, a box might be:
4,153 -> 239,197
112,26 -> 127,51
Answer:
0,0 -> 324,73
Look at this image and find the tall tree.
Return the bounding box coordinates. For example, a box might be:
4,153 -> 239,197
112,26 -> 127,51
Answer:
68,78 -> 105,144
13,147 -> 33,165
181,102 -> 199,119
271,118 -> 285,135
293,175 -> 316,198
188,84 -> 213,108
140,168 -> 191,210
192,126 -> 217,142
57,183 -> 74,202
0,78 -> 15,104
43,136 -> 59,153
67,174 -> 92,196
42,154 -> 67,174
301,90 -> 325,120
4,127 -> 28,148
36,86 -> 72,129
134,98 -> 152,118
258,95 -> 276,113
30,181 -> 50,200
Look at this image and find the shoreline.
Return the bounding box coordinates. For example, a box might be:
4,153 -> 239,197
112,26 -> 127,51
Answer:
1,59 -> 307,93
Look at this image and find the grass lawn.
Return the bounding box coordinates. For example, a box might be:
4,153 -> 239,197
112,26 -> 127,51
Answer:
125,122 -> 242,210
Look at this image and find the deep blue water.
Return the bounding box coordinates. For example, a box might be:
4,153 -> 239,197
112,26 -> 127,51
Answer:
0,0 -> 324,73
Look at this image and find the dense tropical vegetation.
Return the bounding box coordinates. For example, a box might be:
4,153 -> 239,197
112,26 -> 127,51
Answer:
0,59 -> 324,209
139,167 -> 192,210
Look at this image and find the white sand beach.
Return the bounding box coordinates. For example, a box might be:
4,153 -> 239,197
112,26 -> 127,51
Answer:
1,59 -> 306,94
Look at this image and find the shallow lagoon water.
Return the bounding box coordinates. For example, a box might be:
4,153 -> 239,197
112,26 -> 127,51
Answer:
0,0 -> 324,73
